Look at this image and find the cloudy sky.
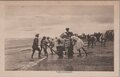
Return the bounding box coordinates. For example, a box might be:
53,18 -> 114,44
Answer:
5,5 -> 114,38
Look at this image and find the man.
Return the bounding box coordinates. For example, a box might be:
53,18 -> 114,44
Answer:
72,35 -> 88,57
31,34 -> 41,59
47,37 -> 54,55
41,36 -> 48,57
62,28 -> 74,59
65,28 -> 73,38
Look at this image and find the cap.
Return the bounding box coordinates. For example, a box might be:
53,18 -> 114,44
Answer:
66,28 -> 69,30
35,34 -> 39,37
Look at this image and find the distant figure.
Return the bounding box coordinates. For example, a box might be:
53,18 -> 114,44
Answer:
98,32 -> 102,42
87,34 -> 91,48
87,34 -> 96,48
81,33 -> 86,41
93,35 -> 97,46
90,35 -> 97,48
31,34 -> 41,59
100,33 -> 107,47
105,30 -> 114,41
41,36 -> 48,57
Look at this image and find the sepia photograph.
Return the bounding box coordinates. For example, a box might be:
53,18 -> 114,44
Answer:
4,3 -> 115,71
0,1 -> 119,77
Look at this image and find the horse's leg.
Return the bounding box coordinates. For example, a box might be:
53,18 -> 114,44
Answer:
92,40 -> 94,48
100,40 -> 102,47
103,40 -> 106,47
88,40 -> 90,48
94,40 -> 97,46
94,41 -> 96,46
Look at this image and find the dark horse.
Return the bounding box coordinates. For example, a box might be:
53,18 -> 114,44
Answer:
87,34 -> 97,48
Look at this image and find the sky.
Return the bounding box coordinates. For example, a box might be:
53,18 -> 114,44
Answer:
4,5 -> 114,38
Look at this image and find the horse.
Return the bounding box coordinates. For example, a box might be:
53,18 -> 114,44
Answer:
87,35 -> 97,48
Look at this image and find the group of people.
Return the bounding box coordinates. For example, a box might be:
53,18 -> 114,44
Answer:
31,28 -> 113,59
31,34 -> 55,59
86,32 -> 109,48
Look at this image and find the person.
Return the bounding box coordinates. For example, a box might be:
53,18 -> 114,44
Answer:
90,35 -> 96,48
65,28 -> 73,38
87,34 -> 91,48
64,36 -> 74,58
63,28 -> 74,59
87,34 -> 96,48
98,32 -> 102,42
100,33 -> 106,47
47,37 -> 55,55
71,35 -> 88,57
41,36 -> 48,57
56,39 -> 64,59
31,34 -> 41,59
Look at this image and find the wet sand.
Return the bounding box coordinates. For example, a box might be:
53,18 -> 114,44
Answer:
5,38 -> 114,71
